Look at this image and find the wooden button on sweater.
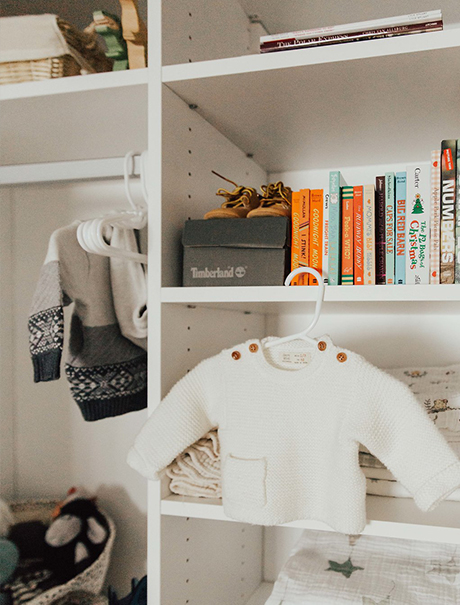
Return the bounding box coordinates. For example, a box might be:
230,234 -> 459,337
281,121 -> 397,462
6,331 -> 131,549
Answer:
337,352 -> 347,363
231,351 -> 241,360
249,343 -> 259,353
318,341 -> 327,351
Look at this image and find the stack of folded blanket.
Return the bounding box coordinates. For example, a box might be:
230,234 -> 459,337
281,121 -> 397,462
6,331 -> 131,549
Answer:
266,529 -> 460,604
166,430 -> 221,498
363,363 -> 460,501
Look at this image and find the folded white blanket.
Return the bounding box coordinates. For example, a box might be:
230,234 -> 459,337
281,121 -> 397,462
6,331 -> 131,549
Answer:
266,529 -> 460,604
166,430 -> 221,498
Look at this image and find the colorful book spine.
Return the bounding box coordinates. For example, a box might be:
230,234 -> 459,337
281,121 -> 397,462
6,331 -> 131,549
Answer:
363,184 -> 376,285
385,172 -> 395,284
309,189 -> 323,285
341,186 -> 354,285
395,172 -> 407,284
322,192 -> 330,284
406,163 -> 431,284
329,171 -> 346,285
290,191 -> 301,285
298,189 -> 310,285
430,151 -> 441,284
375,176 -> 386,284
353,185 -> 364,285
440,140 -> 456,284
456,140 -> 460,283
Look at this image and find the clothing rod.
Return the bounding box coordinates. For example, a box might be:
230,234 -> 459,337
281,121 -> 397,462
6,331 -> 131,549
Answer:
0,155 -> 144,186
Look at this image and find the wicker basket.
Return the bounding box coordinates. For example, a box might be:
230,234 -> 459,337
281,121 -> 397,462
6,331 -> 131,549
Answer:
0,15 -> 113,85
7,499 -> 115,605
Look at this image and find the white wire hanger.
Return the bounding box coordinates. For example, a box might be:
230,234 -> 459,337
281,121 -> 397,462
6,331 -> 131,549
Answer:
264,267 -> 325,348
76,150 -> 148,264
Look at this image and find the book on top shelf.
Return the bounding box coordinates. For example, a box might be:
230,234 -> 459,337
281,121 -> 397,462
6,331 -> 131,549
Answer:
291,191 -> 301,285
329,171 -> 347,285
363,184 -> 376,285
309,189 -> 323,285
353,185 -> 364,285
375,176 -> 386,285
430,151 -> 441,285
341,186 -> 354,285
440,140 -> 456,284
298,189 -> 310,285
385,172 -> 395,285
260,10 -> 442,44
259,20 -> 443,53
406,163 -> 430,284
395,172 -> 407,285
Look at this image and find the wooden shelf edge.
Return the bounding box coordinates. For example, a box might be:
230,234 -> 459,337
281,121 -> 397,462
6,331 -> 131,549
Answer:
161,285 -> 460,304
163,28 -> 460,84
0,68 -> 148,101
161,495 -> 460,545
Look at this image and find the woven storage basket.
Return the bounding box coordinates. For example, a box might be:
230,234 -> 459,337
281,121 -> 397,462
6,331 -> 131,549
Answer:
7,499 -> 115,605
0,15 -> 112,85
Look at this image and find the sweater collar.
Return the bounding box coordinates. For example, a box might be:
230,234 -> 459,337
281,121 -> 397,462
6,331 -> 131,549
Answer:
247,335 -> 333,382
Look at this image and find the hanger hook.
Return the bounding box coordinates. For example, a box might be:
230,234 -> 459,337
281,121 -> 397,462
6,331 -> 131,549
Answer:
285,267 -> 325,335
124,150 -> 144,213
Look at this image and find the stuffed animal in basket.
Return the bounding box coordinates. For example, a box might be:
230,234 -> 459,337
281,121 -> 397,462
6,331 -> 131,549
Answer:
43,488 -> 109,582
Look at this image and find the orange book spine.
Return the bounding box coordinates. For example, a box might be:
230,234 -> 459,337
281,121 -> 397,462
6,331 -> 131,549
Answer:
341,186 -> 354,285
309,189 -> 323,285
297,189 -> 310,285
353,185 -> 364,285
291,191 -> 301,285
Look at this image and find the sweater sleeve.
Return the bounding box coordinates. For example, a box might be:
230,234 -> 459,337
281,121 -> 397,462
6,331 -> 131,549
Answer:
352,359 -> 460,512
28,230 -> 68,382
127,354 -> 222,480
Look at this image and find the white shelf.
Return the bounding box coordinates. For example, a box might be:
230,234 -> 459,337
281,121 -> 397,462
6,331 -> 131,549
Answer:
163,28 -> 460,171
246,582 -> 274,605
0,68 -> 147,101
161,494 -> 460,545
162,285 -> 460,309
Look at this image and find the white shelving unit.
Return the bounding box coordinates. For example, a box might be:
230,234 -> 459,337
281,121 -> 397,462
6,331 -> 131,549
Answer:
1,0 -> 460,603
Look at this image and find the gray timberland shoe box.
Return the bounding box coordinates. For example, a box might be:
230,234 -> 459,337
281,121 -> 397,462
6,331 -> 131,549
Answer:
182,217 -> 290,286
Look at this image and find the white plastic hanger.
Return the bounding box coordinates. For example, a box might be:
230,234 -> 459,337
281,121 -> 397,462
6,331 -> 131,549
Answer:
264,267 -> 325,348
76,151 -> 148,264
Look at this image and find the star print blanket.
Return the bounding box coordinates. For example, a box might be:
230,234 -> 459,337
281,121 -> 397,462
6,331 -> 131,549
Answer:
265,529 -> 460,604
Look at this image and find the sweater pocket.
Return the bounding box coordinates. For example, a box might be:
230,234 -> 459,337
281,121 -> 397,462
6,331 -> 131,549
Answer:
223,454 -> 267,508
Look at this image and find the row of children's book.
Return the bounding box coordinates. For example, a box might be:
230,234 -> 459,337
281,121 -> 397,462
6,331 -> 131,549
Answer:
291,139 -> 459,285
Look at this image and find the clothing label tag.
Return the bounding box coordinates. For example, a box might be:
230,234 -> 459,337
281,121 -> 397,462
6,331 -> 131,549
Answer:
280,352 -> 312,365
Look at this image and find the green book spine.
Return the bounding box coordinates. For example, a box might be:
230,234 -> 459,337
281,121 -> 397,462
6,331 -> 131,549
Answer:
329,171 -> 346,285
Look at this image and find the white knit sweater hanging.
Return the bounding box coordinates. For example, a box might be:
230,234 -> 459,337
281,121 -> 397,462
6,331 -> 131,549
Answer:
128,336 -> 460,534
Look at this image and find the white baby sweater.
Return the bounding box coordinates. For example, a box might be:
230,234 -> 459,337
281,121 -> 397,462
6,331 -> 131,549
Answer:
127,336 -> 460,533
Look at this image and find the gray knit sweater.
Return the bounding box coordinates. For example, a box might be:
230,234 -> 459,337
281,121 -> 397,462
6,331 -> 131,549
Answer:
28,222 -> 147,421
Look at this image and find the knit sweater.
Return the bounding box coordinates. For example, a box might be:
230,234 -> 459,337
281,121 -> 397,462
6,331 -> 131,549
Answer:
128,336 -> 460,533
29,222 -> 147,421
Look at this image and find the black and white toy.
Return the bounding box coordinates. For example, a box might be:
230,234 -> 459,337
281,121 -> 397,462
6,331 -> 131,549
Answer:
44,489 -> 109,582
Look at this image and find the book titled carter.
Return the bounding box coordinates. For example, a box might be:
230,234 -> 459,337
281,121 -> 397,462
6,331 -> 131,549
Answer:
406,163 -> 430,284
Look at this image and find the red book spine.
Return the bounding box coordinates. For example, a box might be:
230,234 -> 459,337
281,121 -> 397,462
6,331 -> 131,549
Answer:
354,186 -> 364,284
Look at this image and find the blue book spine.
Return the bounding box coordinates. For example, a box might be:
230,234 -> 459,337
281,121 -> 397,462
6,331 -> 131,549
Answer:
395,172 -> 407,284
385,172 -> 395,284
328,170 -> 346,285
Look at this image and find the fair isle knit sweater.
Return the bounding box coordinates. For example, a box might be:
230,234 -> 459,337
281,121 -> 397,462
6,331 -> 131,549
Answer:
128,336 -> 460,533
29,223 -> 147,421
